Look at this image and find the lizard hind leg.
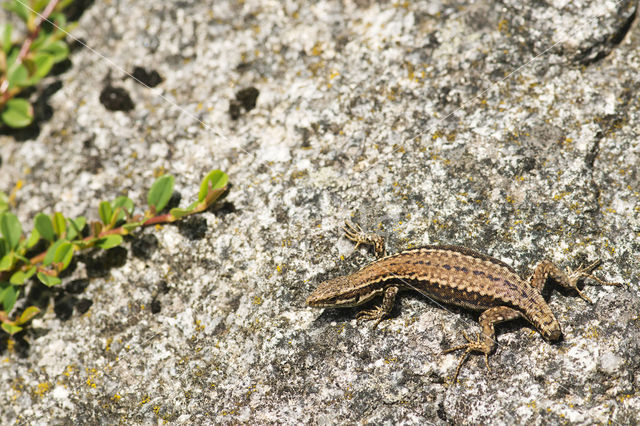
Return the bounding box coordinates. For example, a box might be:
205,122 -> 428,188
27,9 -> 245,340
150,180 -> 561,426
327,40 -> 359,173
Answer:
442,306 -> 523,383
564,260 -> 621,303
531,259 -> 621,304
442,331 -> 491,383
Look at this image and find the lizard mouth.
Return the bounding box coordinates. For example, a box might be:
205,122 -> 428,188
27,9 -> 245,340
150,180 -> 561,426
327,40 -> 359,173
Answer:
306,295 -> 356,307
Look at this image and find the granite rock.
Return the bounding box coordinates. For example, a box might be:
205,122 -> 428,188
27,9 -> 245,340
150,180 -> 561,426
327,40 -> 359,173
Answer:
1,0 -> 639,423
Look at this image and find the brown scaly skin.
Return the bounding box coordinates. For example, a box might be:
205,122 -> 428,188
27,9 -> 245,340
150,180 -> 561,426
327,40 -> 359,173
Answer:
307,221 -> 620,382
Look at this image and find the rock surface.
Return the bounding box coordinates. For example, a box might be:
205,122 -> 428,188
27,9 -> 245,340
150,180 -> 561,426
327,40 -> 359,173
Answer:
1,0 -> 639,423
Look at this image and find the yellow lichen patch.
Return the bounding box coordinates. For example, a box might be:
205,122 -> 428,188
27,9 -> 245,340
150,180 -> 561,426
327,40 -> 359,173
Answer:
63,365 -> 74,377
311,43 -> 323,56
86,367 -> 99,388
9,179 -> 23,207
498,19 -> 508,32
583,325 -> 600,339
34,382 -> 50,397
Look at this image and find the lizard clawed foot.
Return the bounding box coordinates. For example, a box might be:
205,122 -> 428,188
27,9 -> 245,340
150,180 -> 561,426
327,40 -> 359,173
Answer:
442,331 -> 492,383
356,306 -> 386,328
565,260 -> 621,303
343,221 -> 386,257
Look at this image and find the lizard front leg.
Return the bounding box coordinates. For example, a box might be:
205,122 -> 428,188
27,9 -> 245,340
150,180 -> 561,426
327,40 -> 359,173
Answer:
343,221 -> 386,258
443,305 -> 523,383
356,286 -> 398,328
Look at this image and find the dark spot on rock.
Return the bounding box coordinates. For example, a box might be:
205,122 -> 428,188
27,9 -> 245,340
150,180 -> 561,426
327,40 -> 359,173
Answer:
214,201 -> 236,216
229,100 -> 242,120
99,85 -> 134,111
236,87 -> 259,111
177,216 -> 207,240
275,207 -> 288,223
83,246 -> 128,277
132,233 -> 158,259
54,295 -> 77,321
229,87 -> 259,119
150,281 -> 169,314
213,321 -> 227,336
151,299 -> 161,314
75,298 -> 93,314
66,278 -> 90,294
64,0 -> 96,22
131,66 -> 163,87
101,246 -> 128,268
437,401 -> 448,422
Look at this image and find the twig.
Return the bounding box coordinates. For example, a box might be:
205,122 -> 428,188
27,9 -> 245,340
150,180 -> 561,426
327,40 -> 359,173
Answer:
0,0 -> 60,97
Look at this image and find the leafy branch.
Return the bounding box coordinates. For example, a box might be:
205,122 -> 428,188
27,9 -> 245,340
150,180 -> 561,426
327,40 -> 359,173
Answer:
0,169 -> 229,335
0,0 -> 75,128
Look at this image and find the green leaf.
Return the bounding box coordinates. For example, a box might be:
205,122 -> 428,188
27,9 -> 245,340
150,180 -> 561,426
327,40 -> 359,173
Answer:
1,98 -> 33,128
37,272 -> 61,287
99,201 -> 112,225
40,39 -> 68,63
53,241 -> 73,270
25,227 -> 40,248
48,11 -> 66,29
34,213 -> 55,242
7,62 -> 28,88
198,170 -> 228,202
169,207 -> 194,220
96,234 -> 122,250
112,196 -> 134,222
147,175 -> 174,213
122,221 -> 143,232
1,322 -> 22,335
10,266 -> 36,285
28,52 -> 54,84
0,253 -> 14,271
0,237 -> 6,258
67,216 -> 86,241
0,281 -> 18,312
0,192 -> 8,213
52,212 -> 66,238
33,0 -> 49,13
16,306 -> 39,325
2,24 -> 12,54
0,212 -> 21,249
43,239 -> 65,266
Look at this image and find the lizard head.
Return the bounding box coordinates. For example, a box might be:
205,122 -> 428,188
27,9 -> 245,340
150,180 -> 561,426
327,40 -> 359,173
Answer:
306,275 -> 367,308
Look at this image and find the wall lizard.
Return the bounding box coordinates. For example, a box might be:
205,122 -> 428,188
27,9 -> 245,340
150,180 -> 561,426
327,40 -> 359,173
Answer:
306,221 -> 620,382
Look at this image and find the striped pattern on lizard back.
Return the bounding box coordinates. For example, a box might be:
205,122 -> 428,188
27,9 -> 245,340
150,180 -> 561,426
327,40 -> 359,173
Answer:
307,245 -> 553,326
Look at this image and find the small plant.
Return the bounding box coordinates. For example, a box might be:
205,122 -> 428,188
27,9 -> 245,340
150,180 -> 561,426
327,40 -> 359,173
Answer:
0,169 -> 229,335
0,0 -> 75,128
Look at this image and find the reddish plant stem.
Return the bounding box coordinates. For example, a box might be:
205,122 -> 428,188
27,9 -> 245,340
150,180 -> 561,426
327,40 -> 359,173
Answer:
17,0 -> 60,64
2,210 -> 180,280
0,0 -> 60,97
